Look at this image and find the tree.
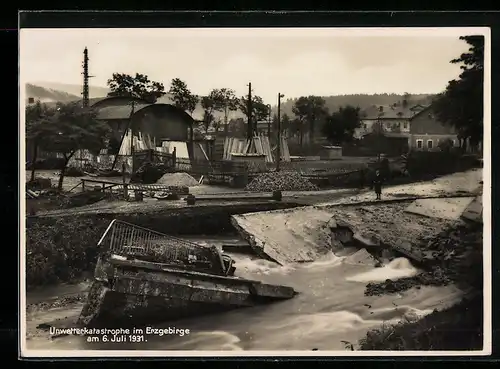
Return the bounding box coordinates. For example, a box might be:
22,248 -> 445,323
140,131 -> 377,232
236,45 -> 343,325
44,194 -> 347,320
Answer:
228,118 -> 246,138
271,113 -> 291,138
200,94 -> 216,134
168,78 -> 199,114
237,94 -> 269,136
107,73 -> 166,103
238,95 -> 269,121
432,35 -> 484,151
26,101 -> 56,182
169,78 -> 199,152
292,96 -> 329,145
438,138 -> 454,152
29,102 -> 111,191
281,113 -> 291,135
211,88 -> 239,134
321,105 -> 361,145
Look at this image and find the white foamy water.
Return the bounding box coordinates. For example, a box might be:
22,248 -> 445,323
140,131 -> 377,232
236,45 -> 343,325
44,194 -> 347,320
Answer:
346,257 -> 420,283
26,237 -> 464,352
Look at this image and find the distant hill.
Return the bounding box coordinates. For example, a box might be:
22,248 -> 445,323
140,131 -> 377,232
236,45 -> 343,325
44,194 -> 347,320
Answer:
25,83 -> 436,122
276,94 -> 436,118
25,83 -> 81,104
28,82 -> 111,101
24,82 -> 245,121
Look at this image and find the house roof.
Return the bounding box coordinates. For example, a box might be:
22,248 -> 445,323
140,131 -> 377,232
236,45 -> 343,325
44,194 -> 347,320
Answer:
408,104 -> 435,120
362,104 -> 428,120
95,102 -> 195,124
95,103 -> 152,120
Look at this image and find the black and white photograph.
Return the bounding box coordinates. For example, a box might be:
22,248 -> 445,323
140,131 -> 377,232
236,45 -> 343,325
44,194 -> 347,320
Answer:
20,25 -> 490,357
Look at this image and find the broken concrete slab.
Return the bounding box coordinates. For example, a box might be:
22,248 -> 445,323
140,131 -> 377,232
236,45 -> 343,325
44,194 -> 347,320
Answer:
461,195 -> 483,223
404,197 -> 475,220
342,248 -> 380,267
327,202 -> 458,265
231,207 -> 334,265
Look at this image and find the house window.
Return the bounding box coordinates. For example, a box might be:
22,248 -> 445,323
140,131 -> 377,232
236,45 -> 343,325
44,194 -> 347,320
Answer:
416,139 -> 423,149
403,122 -> 408,129
427,139 -> 433,149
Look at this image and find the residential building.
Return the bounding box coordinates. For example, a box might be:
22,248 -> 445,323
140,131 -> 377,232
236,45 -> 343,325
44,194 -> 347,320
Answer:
408,105 -> 459,151
356,102 -> 428,139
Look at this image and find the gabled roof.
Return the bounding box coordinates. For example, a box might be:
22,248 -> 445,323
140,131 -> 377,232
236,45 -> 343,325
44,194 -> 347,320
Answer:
362,104 -> 428,120
408,104 -> 434,120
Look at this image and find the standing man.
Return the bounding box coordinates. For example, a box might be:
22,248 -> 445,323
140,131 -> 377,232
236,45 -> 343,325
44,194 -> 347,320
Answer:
373,170 -> 383,200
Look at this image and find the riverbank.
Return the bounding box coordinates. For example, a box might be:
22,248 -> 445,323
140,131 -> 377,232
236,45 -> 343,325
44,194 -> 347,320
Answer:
23,168 -> 485,352
358,293 -> 483,350
357,216 -> 484,351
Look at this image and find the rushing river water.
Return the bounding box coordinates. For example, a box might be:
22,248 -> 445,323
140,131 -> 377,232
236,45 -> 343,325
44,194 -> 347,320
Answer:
26,236 -> 465,352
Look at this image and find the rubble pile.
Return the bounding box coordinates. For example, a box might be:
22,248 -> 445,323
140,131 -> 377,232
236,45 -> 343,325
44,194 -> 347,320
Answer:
157,172 -> 200,187
365,267 -> 453,296
245,171 -> 319,192
132,162 -> 169,184
364,223 -> 483,296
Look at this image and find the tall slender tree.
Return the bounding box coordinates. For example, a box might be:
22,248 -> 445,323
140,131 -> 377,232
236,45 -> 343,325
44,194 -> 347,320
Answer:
433,35 -> 484,151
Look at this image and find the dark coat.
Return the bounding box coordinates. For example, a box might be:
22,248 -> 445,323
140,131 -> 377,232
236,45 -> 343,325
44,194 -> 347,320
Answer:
373,176 -> 383,193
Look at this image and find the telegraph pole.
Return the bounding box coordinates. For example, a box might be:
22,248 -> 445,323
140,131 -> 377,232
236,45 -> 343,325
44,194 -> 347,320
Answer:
82,47 -> 95,109
130,100 -> 136,174
276,93 -> 284,172
246,82 -> 253,141
267,104 -> 272,138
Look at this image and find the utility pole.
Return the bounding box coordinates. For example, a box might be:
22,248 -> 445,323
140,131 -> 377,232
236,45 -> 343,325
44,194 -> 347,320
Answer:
82,47 -> 95,109
130,100 -> 136,174
267,104 -> 272,138
246,82 -> 253,141
276,93 -> 284,172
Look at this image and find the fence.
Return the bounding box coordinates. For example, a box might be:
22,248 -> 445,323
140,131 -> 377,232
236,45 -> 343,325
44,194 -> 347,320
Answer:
174,157 -> 251,176
99,219 -> 216,264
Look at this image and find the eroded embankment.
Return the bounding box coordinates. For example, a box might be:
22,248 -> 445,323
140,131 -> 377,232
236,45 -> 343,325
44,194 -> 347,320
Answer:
355,216 -> 484,351
25,201 -> 300,289
227,198 -> 484,351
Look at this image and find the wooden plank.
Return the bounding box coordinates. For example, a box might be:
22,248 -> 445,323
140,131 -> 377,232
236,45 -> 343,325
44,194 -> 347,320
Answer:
223,137 -> 229,160
262,135 -> 273,163
244,139 -> 252,154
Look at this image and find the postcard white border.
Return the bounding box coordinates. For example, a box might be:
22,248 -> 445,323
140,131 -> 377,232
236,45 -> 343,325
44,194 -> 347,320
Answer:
19,26 -> 492,358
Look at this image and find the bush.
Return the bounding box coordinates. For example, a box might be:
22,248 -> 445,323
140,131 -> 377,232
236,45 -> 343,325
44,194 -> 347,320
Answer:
359,295 -> 483,351
65,166 -> 85,177
26,217 -> 106,288
406,151 -> 478,177
27,157 -> 66,170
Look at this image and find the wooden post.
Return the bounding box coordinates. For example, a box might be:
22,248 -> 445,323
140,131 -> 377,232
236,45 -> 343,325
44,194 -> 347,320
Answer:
122,162 -> 127,198
276,93 -> 284,172
247,82 -> 253,141
81,179 -> 85,192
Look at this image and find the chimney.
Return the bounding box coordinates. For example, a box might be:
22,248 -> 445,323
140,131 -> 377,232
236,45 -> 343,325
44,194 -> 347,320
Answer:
28,97 -> 35,104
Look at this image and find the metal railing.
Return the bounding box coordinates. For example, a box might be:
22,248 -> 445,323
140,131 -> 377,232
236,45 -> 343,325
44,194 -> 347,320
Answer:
98,219 -> 215,265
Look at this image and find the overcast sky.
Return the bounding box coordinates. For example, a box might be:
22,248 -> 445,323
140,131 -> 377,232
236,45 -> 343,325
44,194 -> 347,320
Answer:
20,28 -> 482,104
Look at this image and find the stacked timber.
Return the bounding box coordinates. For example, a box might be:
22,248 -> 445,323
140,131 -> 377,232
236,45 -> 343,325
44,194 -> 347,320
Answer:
222,134 -> 291,163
